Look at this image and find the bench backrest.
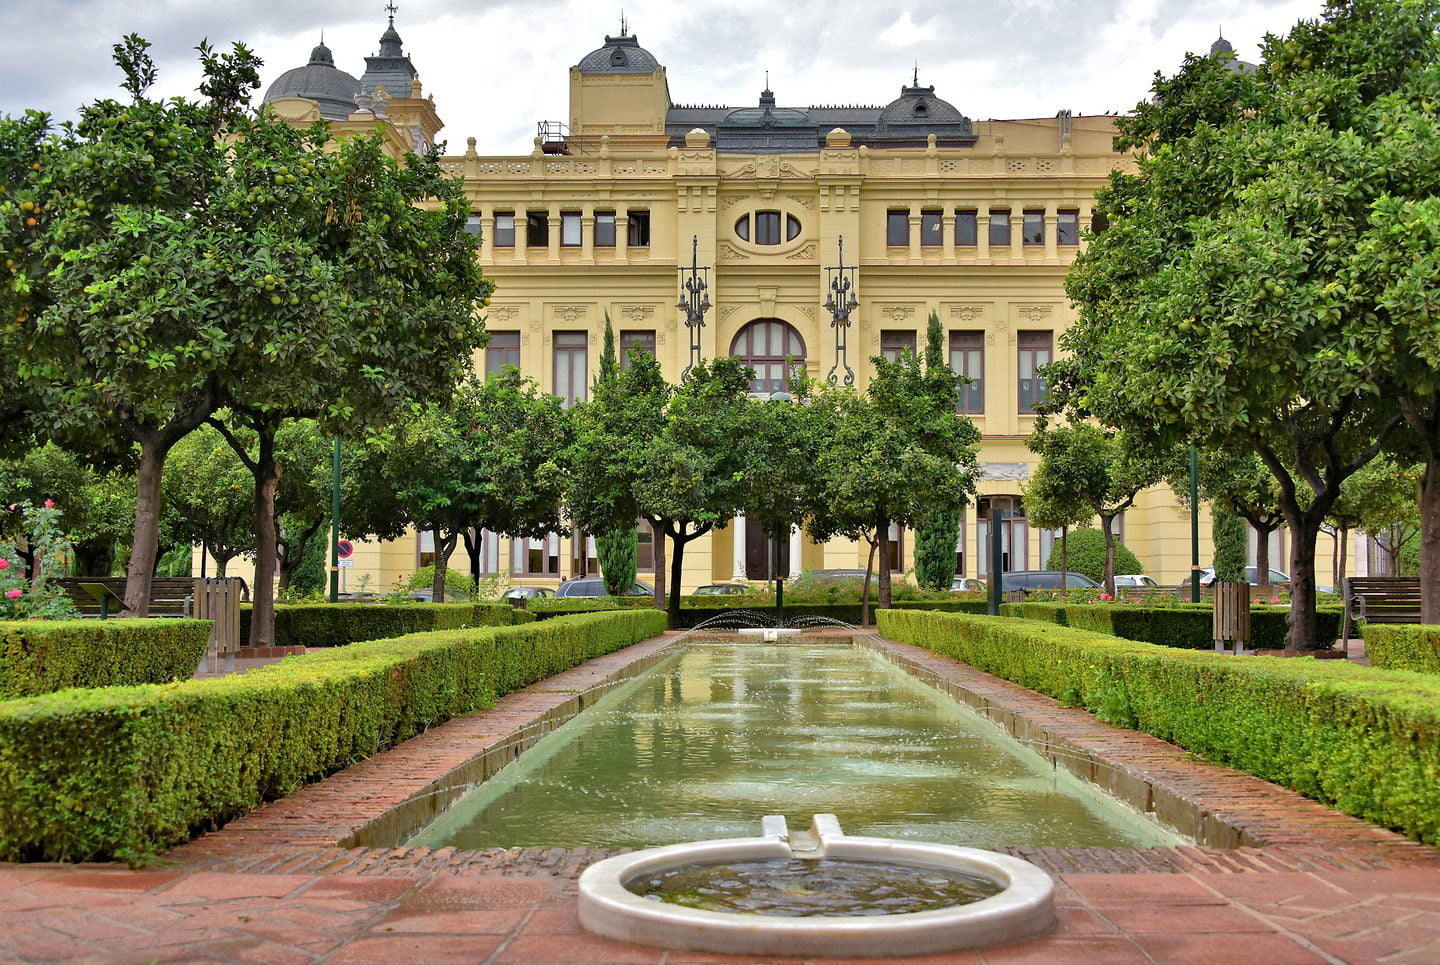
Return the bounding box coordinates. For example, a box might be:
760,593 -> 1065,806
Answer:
1344,576 -> 1422,626
54,577 -> 196,615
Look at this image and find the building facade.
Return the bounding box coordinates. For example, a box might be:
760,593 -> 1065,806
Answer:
250,20 -> 1386,595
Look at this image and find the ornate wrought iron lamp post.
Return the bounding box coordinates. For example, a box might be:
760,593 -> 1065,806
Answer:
676,235 -> 711,380
823,236 -> 859,386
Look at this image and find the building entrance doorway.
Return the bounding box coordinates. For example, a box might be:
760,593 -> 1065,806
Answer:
745,525 -> 790,580
976,496 -> 1026,576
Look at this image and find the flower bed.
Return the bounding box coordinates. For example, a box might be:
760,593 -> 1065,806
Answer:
240,602 -> 532,648
877,609 -> 1440,846
0,619 -> 211,698
1363,624 -> 1440,674
1000,601 -> 1344,650
0,609 -> 665,863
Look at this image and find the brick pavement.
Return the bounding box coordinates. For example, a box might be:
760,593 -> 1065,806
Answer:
2,630 -> 1437,963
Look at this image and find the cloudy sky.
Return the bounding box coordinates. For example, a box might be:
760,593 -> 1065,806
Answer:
1,0 -> 1324,155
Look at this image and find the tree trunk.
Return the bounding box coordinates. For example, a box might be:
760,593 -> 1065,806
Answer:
1421,455 -> 1440,623
652,524 -> 667,611
214,554 -> 232,578
432,529 -> 459,602
1336,524 -> 1349,592
876,520 -> 893,609
1060,525 -> 1069,582
124,438 -> 167,616
667,525 -> 688,629
1101,514 -> 1117,596
861,539 -> 877,627
463,528 -> 481,593
1256,524 -> 1271,589
247,432 -> 282,648
1286,520 -> 1323,650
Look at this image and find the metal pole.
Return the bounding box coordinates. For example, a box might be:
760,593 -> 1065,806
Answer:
987,509 -> 1006,616
1190,446 -> 1201,603
329,437 -> 341,603
774,534 -> 785,626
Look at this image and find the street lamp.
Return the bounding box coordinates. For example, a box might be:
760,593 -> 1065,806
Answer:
823,236 -> 859,387
676,235 -> 711,380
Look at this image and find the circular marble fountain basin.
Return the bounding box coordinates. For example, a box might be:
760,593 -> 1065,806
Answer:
577,814 -> 1055,957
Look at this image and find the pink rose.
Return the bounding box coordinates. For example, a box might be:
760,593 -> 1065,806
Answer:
0,559 -> 8,570
42,499 -> 54,509
6,589 -> 22,599
1099,593 -> 1114,602
1270,597 -> 1280,605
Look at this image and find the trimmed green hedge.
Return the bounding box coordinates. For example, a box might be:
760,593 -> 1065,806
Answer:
525,597 -> 656,615
1364,625 -> 1440,674
890,600 -> 991,615
241,602 -> 532,648
527,598 -> 989,625
1001,602 -> 1344,651
877,609 -> 1440,846
0,609 -> 665,863
0,620 -> 211,699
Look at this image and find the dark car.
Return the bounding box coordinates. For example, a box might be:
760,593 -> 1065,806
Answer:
693,583 -> 751,596
555,577 -> 654,598
998,570 -> 1102,591
501,586 -> 554,600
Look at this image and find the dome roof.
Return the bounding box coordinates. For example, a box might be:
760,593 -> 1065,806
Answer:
722,88 -> 814,128
878,83 -> 967,128
1210,35 -> 1235,56
577,34 -> 660,73
264,41 -> 360,121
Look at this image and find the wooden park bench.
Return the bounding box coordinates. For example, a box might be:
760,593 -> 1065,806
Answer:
54,577 -> 199,618
1340,576 -> 1423,644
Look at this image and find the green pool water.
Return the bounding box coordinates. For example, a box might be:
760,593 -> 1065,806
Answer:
408,642 -> 1178,850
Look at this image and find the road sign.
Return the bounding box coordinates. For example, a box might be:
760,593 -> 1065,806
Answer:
337,540 -> 354,559
337,559 -> 355,568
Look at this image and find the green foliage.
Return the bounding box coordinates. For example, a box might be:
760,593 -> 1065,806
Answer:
913,509 -> 961,591
163,426 -> 254,574
1043,528 -> 1142,585
0,619 -> 209,698
154,544 -> 192,578
405,566 -> 476,600
0,502 -> 78,619
1363,625 -> 1440,675
0,609 -> 664,862
878,609 -> 1440,846
1212,505 -> 1248,582
284,512 -> 326,594
1003,601 -> 1343,651
238,601 -> 529,649
0,444 -> 133,576
597,529 -> 637,598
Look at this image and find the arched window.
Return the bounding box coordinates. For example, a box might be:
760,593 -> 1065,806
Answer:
734,211 -> 802,245
731,319 -> 806,394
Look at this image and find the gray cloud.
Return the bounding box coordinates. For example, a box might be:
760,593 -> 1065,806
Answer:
0,0 -> 1323,152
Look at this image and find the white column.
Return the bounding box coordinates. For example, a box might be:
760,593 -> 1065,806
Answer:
732,515 -> 747,580
789,527 -> 803,578
1355,532 -> 1369,577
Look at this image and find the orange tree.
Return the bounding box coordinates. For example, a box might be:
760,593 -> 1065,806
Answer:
0,37 -> 490,633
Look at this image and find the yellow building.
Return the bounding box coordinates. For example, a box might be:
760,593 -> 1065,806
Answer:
252,20 -> 1387,596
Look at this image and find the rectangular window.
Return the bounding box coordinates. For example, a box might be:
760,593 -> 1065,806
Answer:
920,209 -> 943,247
464,214 -> 483,240
880,330 -> 916,361
418,529 -> 435,568
595,211 -> 616,247
989,209 -> 1011,246
754,211 -> 781,245
512,533 -> 561,576
1022,209 -> 1045,246
560,211 -> 582,247
493,212 -> 515,247
636,519 -> 655,571
886,524 -> 904,573
1092,211 -> 1110,234
619,330 -> 656,370
553,331 -> 588,406
1017,330 -> 1053,413
485,330 -> 521,375
627,210 -> 651,247
955,210 -> 977,246
886,210 -> 910,246
949,331 -> 984,414
526,211 -> 548,247
1057,209 -> 1080,245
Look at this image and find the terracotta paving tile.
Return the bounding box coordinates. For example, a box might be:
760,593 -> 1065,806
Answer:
1134,931 -> 1326,963
1099,902 -> 1275,934
976,935 -> 1150,963
37,910 -> 145,941
373,907 -> 528,934
494,934 -> 664,963
401,876 -> 554,909
1052,905 -> 1121,935
1191,870 -> 1342,902
296,875 -> 417,903
521,906 -> 585,935
0,923 -> 100,960
42,871 -> 183,893
662,954 -> 808,965
158,872 -> 313,901
325,934 -> 504,963
1322,869 -> 1440,895
196,936 -> 317,965
1061,872 -> 1222,905
817,953 -> 983,965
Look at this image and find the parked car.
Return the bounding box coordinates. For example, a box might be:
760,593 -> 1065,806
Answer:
998,570 -> 1102,591
1172,567 -> 1331,597
693,583 -> 751,596
409,588 -> 471,602
951,577 -> 987,592
1114,574 -> 1161,589
805,569 -> 870,582
501,586 -> 553,600
555,577 -> 654,598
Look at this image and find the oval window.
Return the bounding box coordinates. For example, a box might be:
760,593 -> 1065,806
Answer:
737,211 -> 801,246
786,214 -> 802,241
735,215 -> 750,241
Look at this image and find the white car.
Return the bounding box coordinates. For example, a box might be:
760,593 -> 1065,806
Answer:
1114,574 -> 1160,588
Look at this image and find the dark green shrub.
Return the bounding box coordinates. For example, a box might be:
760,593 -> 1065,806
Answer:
914,509 -> 961,591
877,609 -> 1440,846
597,529 -> 637,597
1364,625 -> 1440,674
1212,507 -> 1248,582
1043,527 -> 1142,583
0,609 -> 665,863
1002,602 -> 1343,650
406,566 -> 476,599
0,620 -> 211,698
240,602 -> 531,648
